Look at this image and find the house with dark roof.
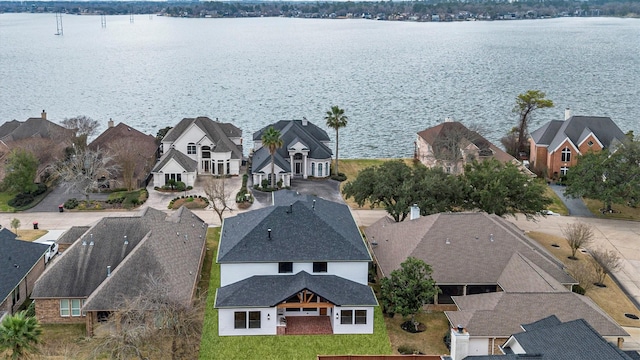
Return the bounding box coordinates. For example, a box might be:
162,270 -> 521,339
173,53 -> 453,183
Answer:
0,228 -> 49,317
214,190 -> 376,336
251,119 -> 332,188
415,119 -> 519,175
445,292 -> 628,358
152,116 -> 243,187
449,315 -> 635,360
31,207 -> 207,336
529,109 -> 626,178
364,211 -> 576,304
88,120 -> 158,189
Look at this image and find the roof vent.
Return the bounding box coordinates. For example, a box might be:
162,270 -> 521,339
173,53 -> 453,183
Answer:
124,235 -> 128,245
490,234 -> 494,242
445,238 -> 451,245
287,204 -> 293,214
312,199 -> 316,210
457,325 -> 464,333
267,228 -> 272,239
107,265 -> 111,277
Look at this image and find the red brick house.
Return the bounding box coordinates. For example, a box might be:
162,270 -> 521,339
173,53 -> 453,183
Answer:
529,110 -> 626,178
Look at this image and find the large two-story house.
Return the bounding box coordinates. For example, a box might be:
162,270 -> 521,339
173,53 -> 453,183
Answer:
214,190 -> 376,336
251,119 -> 332,188
152,117 -> 243,187
415,119 -> 517,175
529,109 -> 626,178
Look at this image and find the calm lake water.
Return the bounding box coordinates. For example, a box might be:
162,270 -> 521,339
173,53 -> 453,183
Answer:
0,14 -> 639,158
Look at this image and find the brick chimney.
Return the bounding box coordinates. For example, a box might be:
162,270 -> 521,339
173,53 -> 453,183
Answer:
41,110 -> 47,120
410,204 -> 420,220
108,118 -> 114,128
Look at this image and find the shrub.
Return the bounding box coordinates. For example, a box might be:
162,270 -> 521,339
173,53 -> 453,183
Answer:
64,198 -> 79,209
175,181 -> 186,191
186,185 -> 193,190
443,332 -> 451,350
31,183 -> 47,196
398,345 -> 423,355
8,193 -> 34,207
261,179 -> 269,189
572,285 -> 586,295
331,172 -> 347,182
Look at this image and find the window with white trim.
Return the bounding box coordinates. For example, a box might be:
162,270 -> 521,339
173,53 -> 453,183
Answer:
187,143 -> 196,155
60,299 -> 85,317
561,147 -> 571,162
340,309 -> 367,325
234,311 -> 261,329
560,167 -> 569,176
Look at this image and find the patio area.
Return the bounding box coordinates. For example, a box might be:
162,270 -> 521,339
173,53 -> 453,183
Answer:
284,316 -> 333,335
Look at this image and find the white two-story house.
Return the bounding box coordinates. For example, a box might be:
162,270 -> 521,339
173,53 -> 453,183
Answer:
251,119 -> 332,188
152,117 -> 243,187
214,190 -> 377,336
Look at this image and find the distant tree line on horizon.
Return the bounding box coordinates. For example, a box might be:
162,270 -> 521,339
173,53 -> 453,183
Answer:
2,0 -> 640,20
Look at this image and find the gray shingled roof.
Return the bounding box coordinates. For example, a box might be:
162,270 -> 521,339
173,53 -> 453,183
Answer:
0,117 -> 74,142
32,207 -> 207,311
504,316 -> 633,360
0,120 -> 22,140
1,229 -> 48,305
218,193 -> 370,263
251,146 -> 292,174
251,120 -> 332,175
162,117 -> 242,160
56,226 -> 90,246
365,212 -> 575,285
215,271 -> 377,308
152,148 -> 198,173
531,116 -> 626,152
445,292 -> 628,337
497,253 -> 569,293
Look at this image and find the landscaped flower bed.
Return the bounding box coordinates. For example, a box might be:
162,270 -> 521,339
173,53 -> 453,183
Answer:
169,195 -> 209,210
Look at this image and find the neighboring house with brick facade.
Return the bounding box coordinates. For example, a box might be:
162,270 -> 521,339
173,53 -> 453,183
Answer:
0,228 -> 48,318
364,211 -> 576,305
88,120 -> 158,189
446,292 -> 629,358
31,207 -> 207,336
529,109 -> 626,178
214,190 -> 376,336
450,315 -> 635,360
152,116 -> 243,187
251,119 -> 332,188
415,120 -> 518,175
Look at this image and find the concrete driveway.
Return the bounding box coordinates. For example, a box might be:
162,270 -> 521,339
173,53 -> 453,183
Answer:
549,184 -> 594,217
25,185 -> 110,213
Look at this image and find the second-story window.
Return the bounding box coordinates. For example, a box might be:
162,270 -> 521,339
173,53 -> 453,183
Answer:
279,262 -> 293,273
561,147 -> 571,162
313,262 -> 328,273
187,143 -> 196,155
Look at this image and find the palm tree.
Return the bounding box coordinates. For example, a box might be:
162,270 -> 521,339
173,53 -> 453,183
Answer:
261,126 -> 283,189
0,311 -> 42,360
325,106 -> 348,176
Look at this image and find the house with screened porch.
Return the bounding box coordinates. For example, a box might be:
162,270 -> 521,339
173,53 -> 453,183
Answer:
152,116 -> 243,187
214,190 -> 377,336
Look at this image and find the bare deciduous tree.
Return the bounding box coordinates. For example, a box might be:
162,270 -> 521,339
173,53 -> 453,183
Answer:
589,248 -> 622,286
110,138 -> 156,191
60,115 -> 100,138
93,276 -> 204,360
566,261 -> 597,293
203,177 -> 232,223
562,222 -> 594,260
48,147 -> 119,202
429,121 -> 487,175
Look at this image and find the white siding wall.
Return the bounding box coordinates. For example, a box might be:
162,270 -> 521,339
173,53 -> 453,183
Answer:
153,159 -> 196,187
308,158 -> 332,178
220,262 -> 369,287
218,308 -> 276,336
331,307 -> 374,334
172,125 -> 207,161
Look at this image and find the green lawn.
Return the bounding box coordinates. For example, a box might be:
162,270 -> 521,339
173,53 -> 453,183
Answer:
0,192 -> 16,212
199,231 -> 392,360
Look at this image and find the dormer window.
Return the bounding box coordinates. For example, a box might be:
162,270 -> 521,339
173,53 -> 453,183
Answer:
588,140 -> 594,147
561,147 -> 571,162
187,143 -> 196,155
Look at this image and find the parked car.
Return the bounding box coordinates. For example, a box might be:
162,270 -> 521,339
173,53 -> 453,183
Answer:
35,239 -> 59,264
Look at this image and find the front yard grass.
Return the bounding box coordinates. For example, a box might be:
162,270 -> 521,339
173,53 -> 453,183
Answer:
0,191 -> 16,212
527,231 -> 640,327
199,228 -> 393,359
583,198 -> 640,221
16,229 -> 48,241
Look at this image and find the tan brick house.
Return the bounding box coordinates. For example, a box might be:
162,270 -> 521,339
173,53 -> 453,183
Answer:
31,207 -> 207,335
